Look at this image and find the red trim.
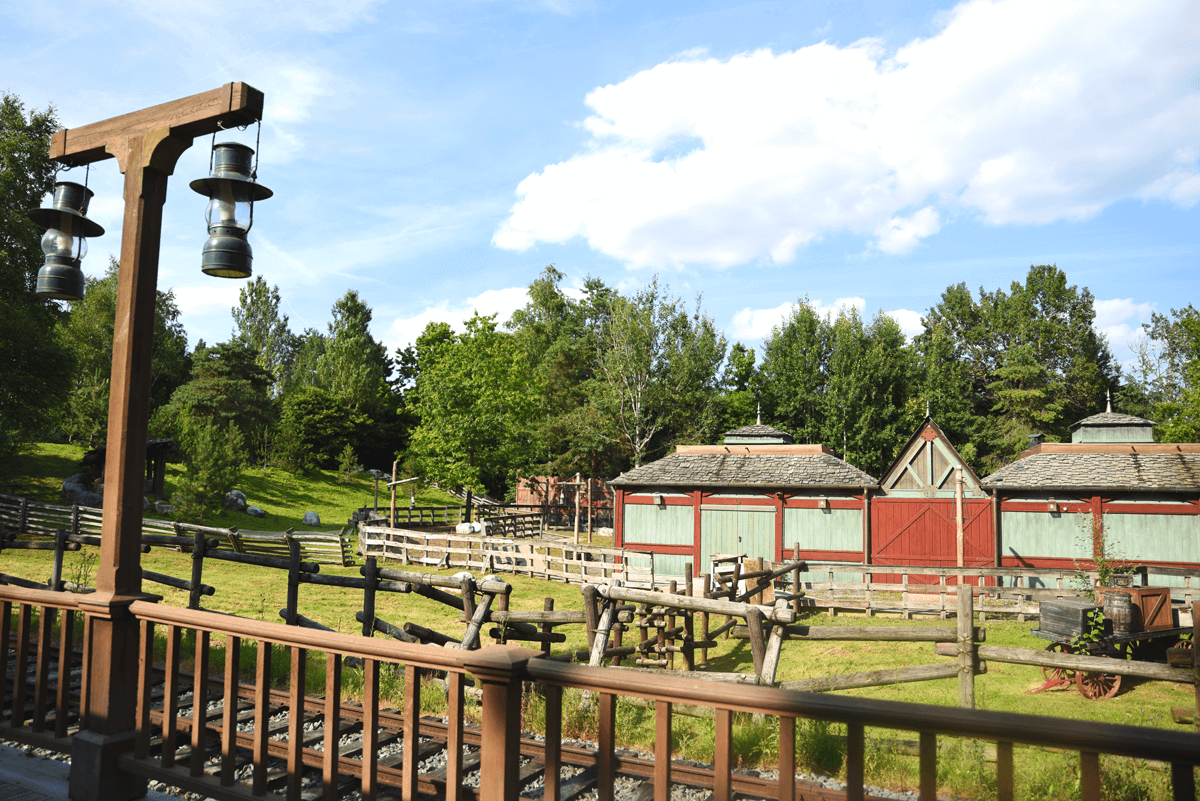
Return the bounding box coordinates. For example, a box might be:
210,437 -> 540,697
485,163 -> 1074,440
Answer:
623,495 -> 694,506
695,496 -> 777,507
774,493 -> 785,563
792,548 -> 864,562
614,489 -> 624,548
1002,501 -> 1091,513
622,543 -> 695,555
692,490 -> 702,578
1099,503 -> 1199,515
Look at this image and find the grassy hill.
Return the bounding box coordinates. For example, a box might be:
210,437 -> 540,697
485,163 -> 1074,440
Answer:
7,442 -> 462,532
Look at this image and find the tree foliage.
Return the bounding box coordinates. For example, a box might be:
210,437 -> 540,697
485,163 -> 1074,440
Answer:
408,314 -> 542,497
0,94 -> 74,465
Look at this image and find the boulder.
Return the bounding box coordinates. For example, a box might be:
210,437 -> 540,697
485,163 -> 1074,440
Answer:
597,526 -> 614,538
62,473 -> 103,508
155,501 -> 175,515
302,511 -> 321,526
246,506 -> 266,518
455,522 -> 482,535
224,489 -> 248,512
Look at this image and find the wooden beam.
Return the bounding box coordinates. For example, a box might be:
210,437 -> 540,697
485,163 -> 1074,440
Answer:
49,82 -> 264,166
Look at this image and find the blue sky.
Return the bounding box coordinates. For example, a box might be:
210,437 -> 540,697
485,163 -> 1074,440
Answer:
3,0 -> 1198,371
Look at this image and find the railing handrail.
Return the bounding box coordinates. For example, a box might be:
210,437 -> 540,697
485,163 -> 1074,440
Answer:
524,658 -> 1200,765
0,583 -> 82,610
126,599 -> 482,671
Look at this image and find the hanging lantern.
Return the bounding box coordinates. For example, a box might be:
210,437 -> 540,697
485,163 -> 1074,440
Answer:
189,142 -> 272,278
27,181 -> 105,301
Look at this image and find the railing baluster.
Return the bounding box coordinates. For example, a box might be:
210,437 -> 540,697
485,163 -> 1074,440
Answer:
543,684 -> 562,801
919,732 -> 936,800
192,629 -> 210,777
1080,751 -> 1100,801
252,640 -> 272,796
654,700 -> 672,801
222,636 -> 241,786
713,708 -> 732,801
598,692 -> 616,801
777,716 -> 795,801
1,601 -> 11,721
996,741 -> 1014,801
845,723 -> 864,801
446,671 -> 464,801
322,651 -> 341,800
12,603 -> 31,728
1171,761 -> 1196,801
55,608 -> 74,739
288,645 -> 306,800
161,625 -> 181,768
33,605 -> 53,732
79,612 -> 91,730
135,619 -> 154,759
403,663 -> 421,801
362,658 -> 379,801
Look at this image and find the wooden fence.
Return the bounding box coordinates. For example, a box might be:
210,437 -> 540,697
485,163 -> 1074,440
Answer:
357,525 -> 654,585
5,580 -> 1200,801
795,561 -> 1200,620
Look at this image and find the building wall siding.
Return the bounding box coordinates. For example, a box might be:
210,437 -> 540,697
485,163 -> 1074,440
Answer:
1104,512 -> 1200,564
623,503 -> 693,546
700,507 -> 775,572
1001,510 -> 1090,560
783,507 -> 860,551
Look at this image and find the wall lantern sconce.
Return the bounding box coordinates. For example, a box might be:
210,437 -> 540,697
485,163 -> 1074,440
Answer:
189,141 -> 272,278
28,181 -> 104,301
817,496 -> 829,510
1048,498 -> 1060,513
653,493 -> 665,507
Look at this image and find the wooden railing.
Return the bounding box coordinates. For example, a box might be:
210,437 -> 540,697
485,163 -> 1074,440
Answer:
477,511 -> 543,538
5,583 -> 1200,801
357,525 -> 653,584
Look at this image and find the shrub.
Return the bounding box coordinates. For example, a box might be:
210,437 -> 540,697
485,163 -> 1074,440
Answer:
174,418 -> 245,524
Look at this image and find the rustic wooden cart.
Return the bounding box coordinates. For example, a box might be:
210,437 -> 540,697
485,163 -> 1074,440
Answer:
1031,589 -> 1189,699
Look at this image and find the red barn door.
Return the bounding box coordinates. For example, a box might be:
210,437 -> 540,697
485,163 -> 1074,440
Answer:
871,498 -> 994,584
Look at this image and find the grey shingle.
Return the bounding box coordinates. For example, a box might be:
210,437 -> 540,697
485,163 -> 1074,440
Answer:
611,453 -> 878,488
1071,411 -> 1155,428
981,452 -> 1200,491
724,424 -> 793,439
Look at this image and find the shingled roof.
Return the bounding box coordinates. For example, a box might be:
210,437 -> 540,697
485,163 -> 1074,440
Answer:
724,424 -> 792,439
1071,411 -> 1156,429
611,452 -> 878,488
981,452 -> 1200,492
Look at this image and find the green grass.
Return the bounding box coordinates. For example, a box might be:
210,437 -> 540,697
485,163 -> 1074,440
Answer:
8,442 -> 461,532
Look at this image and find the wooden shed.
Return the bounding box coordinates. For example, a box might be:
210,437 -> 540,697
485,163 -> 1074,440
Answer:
982,410 -> 1200,584
611,424 -> 878,580
871,417 -> 992,579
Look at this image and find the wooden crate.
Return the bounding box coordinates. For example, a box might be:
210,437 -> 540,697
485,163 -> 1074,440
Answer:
1096,586 -> 1174,631
1039,598 -> 1100,638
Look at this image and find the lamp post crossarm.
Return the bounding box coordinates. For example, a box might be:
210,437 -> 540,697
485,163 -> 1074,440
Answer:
48,82 -> 264,167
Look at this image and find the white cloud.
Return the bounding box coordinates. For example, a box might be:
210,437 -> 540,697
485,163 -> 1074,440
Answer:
731,296 -> 866,340
1093,297 -> 1156,365
384,286 -> 530,353
495,0 -> 1200,268
887,308 -> 924,339
170,283 -> 243,317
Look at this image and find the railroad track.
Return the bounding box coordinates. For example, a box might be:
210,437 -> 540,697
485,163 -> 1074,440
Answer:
5,642 -> 889,801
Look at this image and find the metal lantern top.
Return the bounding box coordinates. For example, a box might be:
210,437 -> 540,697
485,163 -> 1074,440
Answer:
27,181 -> 106,238
188,142 -> 273,204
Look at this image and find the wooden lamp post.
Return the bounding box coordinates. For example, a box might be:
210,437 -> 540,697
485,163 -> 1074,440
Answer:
44,83 -> 266,801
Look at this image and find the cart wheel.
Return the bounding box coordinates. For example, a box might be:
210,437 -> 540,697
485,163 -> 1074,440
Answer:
1076,660 -> 1122,700
1042,642 -> 1076,683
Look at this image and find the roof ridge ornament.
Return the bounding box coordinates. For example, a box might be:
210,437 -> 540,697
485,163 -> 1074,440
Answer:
1106,388 -> 1112,413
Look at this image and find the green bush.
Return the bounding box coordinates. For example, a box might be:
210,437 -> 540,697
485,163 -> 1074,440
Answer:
278,386 -> 367,473
173,419 -> 245,524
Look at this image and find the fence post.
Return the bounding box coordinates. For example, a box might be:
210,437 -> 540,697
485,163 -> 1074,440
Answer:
957,584 -> 975,709
286,537 -> 301,625
362,557 -> 379,637
189,530 -> 207,610
51,529 -> 68,591
464,645 -> 534,801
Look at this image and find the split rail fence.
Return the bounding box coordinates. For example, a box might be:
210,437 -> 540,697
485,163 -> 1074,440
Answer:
5,581 -> 1200,801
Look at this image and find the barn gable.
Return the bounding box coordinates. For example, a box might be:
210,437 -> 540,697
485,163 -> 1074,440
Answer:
877,417 -> 985,499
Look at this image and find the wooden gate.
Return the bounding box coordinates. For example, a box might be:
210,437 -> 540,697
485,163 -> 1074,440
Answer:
871,498 -> 994,584
700,506 -> 775,574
